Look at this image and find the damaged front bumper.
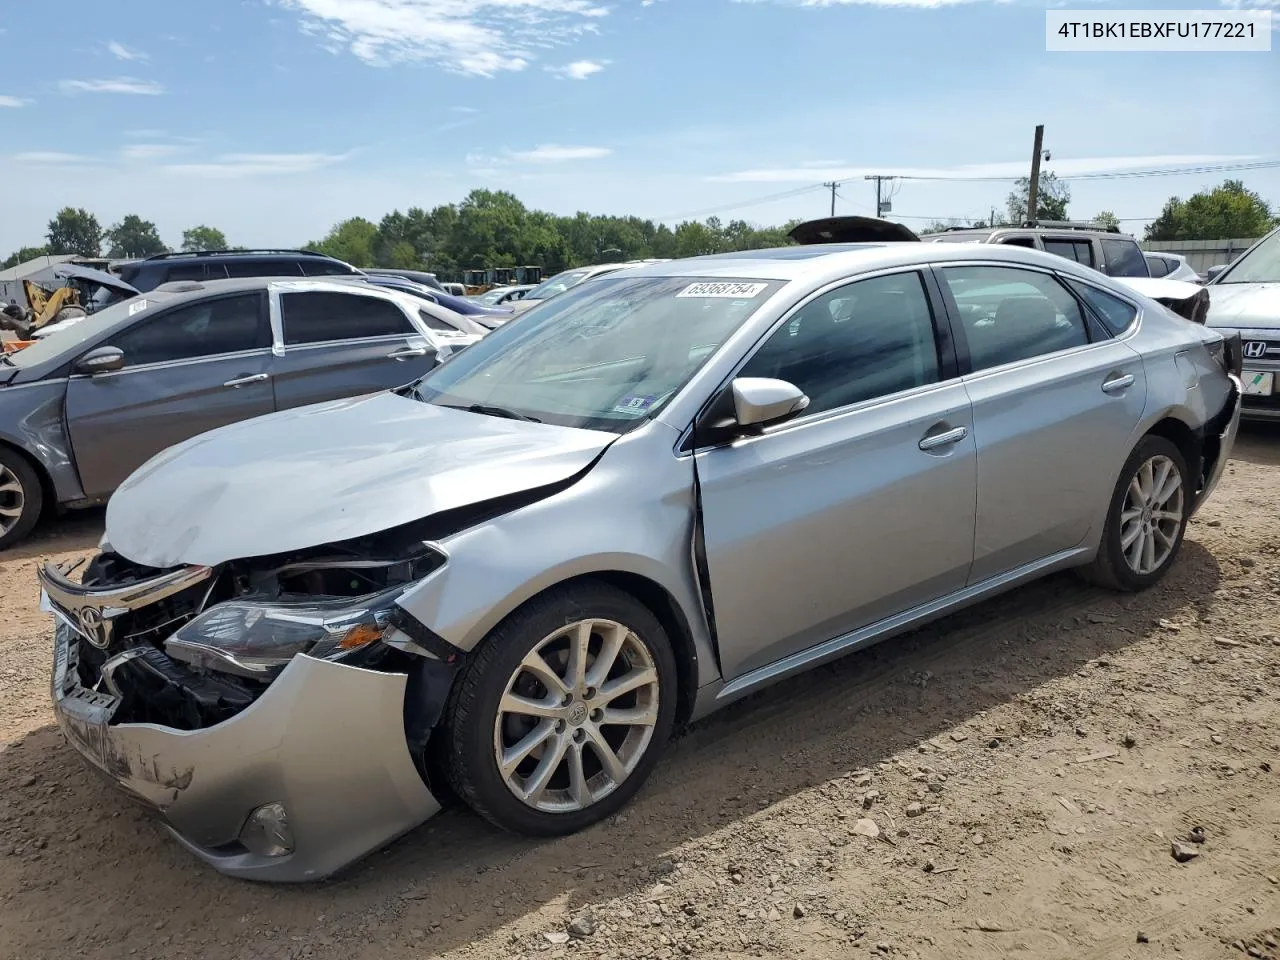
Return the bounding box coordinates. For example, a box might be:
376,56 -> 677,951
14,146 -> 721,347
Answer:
50,618 -> 442,882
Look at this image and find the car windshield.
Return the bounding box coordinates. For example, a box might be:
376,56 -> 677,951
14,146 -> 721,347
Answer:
6,296 -> 156,368
477,288 -> 514,305
523,268 -> 596,301
411,275 -> 784,433
1218,229 -> 1280,284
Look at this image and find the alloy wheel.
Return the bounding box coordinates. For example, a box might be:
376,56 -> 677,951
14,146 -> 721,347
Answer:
493,618 -> 660,814
1119,454 -> 1185,576
0,464 -> 25,539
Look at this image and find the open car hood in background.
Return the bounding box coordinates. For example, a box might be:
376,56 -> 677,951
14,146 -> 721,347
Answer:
788,216 -> 921,245
52,264 -> 140,298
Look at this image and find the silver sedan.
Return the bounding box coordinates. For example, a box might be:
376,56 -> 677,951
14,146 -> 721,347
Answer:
40,240 -> 1242,881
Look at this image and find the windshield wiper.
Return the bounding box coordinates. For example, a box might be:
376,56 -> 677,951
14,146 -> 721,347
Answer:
443,402 -> 541,423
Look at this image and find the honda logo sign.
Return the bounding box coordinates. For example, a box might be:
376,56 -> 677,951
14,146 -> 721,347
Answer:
1242,341 -> 1268,360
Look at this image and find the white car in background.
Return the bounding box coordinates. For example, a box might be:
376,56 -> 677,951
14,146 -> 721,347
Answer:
1144,252 -> 1201,283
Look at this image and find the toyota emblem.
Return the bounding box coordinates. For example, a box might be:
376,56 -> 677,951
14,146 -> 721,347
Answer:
76,606 -> 110,649
1243,340 -> 1268,360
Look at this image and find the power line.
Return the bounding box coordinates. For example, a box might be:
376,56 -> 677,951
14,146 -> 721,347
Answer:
654,184 -> 824,222
851,158 -> 1280,185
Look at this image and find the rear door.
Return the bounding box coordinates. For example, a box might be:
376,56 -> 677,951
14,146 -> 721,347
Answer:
934,263 -> 1147,583
269,289 -> 437,411
64,291 -> 275,498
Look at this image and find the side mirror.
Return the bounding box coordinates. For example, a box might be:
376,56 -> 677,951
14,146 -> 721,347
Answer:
731,377 -> 810,428
1205,264 -> 1228,283
76,346 -> 125,376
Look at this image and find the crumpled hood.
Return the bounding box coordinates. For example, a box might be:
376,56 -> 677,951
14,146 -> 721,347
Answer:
1205,282 -> 1280,330
105,392 -> 614,568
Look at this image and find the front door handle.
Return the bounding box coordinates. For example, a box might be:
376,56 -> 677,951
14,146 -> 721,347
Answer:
223,373 -> 270,388
918,425 -> 968,451
1102,373 -> 1135,394
388,346 -> 429,361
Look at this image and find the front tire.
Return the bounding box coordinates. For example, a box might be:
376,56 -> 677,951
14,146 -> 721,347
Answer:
0,447 -> 43,550
442,581 -> 678,836
1080,435 -> 1190,592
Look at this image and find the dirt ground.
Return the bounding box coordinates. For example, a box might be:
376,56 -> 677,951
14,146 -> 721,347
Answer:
1,428 -> 1278,960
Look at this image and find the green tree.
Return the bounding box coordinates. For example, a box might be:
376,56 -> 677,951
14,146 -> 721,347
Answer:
307,217 -> 379,266
2,245 -> 50,269
1006,172 -> 1071,223
181,225 -> 229,252
1093,210 -> 1121,231
46,207 -> 103,257
105,215 -> 167,258
1144,180 -> 1278,242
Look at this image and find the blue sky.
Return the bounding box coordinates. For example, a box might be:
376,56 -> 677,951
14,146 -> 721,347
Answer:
0,0 -> 1276,253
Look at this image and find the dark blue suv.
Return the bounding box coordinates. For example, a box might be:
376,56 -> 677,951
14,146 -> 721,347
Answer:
114,249 -> 360,293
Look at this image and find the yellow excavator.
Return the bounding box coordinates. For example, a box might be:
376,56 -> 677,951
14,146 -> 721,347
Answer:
1,265 -> 138,352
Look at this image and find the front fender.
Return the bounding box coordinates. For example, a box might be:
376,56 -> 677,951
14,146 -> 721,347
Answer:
0,378 -> 83,503
394,423 -> 721,690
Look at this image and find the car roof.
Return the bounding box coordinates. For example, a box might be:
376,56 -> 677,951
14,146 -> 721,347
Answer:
616,241 -> 1128,287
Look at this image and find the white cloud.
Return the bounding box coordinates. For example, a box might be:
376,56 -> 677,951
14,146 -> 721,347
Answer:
121,143 -> 185,161
162,152 -> 350,179
548,58 -> 607,79
711,154 -> 1262,183
278,0 -> 609,76
10,152 -> 94,164
107,40 -> 149,62
510,144 -> 613,162
0,95 -> 28,108
59,77 -> 164,95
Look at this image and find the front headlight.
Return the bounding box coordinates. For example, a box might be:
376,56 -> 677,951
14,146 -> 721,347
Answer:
164,589 -> 402,679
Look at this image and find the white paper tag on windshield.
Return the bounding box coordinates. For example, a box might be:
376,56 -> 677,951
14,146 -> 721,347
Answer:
676,282 -> 768,299
128,299 -> 149,316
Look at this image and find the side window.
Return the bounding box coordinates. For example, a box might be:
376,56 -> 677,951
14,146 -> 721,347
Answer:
300,259 -> 356,277
1063,279 -> 1139,337
1144,255 -> 1170,278
163,263 -> 207,283
1043,238 -> 1095,267
418,307 -> 462,334
997,236 -> 1037,249
225,259 -> 303,279
282,292 -> 415,345
1101,239 -> 1149,278
109,293 -> 270,366
941,266 -> 1090,372
738,271 -> 940,416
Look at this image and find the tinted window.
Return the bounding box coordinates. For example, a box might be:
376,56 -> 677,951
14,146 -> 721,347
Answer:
300,259 -> 357,277
282,292 -> 415,345
1063,279 -> 1139,337
163,263 -> 207,283
997,236 -> 1037,249
1101,238 -> 1149,277
1144,255 -> 1170,278
1043,238 -> 1095,266
224,259 -> 303,279
418,308 -> 463,334
739,272 -> 940,416
110,293 -> 269,366
942,266 -> 1090,371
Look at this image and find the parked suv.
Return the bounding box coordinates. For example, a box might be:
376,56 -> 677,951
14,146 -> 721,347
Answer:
0,277 -> 480,548
114,249 -> 361,293
926,221 -> 1151,279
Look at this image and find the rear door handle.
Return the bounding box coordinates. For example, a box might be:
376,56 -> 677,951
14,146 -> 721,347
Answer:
918,425 -> 968,451
223,373 -> 270,388
388,346 -> 429,361
1102,374 -> 1135,394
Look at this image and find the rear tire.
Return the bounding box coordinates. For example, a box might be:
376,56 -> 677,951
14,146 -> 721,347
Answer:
0,447 -> 44,551
442,581 -> 678,837
1079,435 -> 1190,592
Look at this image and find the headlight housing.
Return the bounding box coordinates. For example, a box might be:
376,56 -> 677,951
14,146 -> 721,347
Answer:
165,589 -> 403,679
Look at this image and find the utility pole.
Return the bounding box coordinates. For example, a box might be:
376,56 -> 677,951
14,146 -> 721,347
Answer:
1027,124 -> 1045,225
864,175 -> 896,217
823,181 -> 838,217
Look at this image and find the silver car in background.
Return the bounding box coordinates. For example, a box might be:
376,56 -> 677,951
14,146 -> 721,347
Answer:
39,241 -> 1241,882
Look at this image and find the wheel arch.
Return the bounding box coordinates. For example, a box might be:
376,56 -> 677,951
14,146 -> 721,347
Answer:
0,436 -> 55,519
1142,414 -> 1203,491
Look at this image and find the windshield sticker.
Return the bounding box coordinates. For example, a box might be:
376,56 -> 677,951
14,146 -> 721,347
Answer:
127,299 -> 149,316
612,394 -> 659,416
676,282 -> 768,299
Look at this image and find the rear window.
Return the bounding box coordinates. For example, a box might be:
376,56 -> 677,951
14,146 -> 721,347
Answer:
1101,239 -> 1149,278
1063,279 -> 1139,336
281,291 -> 415,345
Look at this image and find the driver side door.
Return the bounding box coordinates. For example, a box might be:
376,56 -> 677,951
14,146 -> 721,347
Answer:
65,292 -> 276,499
